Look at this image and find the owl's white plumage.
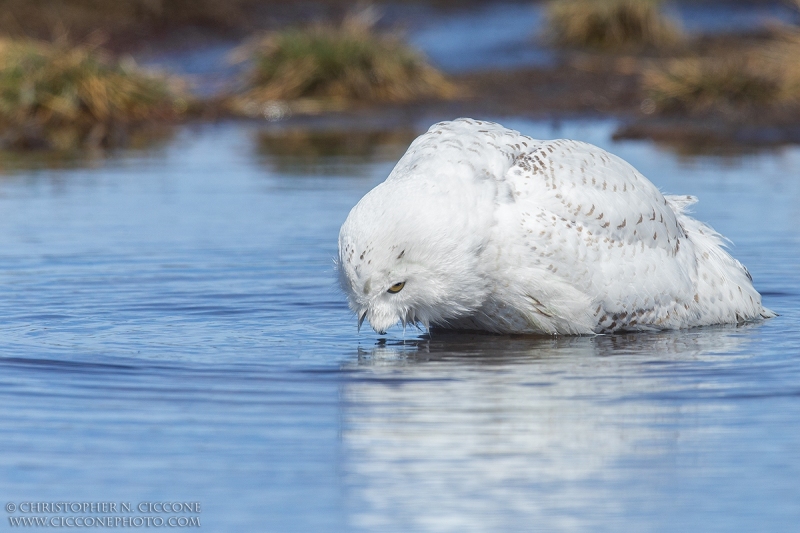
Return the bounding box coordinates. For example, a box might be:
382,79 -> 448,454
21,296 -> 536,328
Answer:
337,118 -> 773,335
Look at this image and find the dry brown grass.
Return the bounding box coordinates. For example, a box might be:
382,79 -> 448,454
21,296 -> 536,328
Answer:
642,57 -> 780,113
761,27 -> 800,103
641,0 -> 800,114
546,0 -> 682,50
0,37 -> 190,150
226,10 -> 457,117
643,27 -> 800,113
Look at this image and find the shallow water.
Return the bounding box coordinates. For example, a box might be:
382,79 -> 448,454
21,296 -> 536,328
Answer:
1,119 -> 799,532
675,1 -> 800,34
406,2 -> 553,72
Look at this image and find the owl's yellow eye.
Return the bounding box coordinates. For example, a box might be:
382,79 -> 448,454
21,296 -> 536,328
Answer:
387,282 -> 405,294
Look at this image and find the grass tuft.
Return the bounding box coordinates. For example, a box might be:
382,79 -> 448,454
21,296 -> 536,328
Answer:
226,10 -> 456,116
642,0 -> 800,114
546,0 -> 682,50
642,57 -> 780,113
643,27 -> 800,113
0,37 -> 190,150
761,26 -> 800,103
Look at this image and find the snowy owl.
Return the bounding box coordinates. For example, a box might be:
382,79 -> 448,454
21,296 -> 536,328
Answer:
337,118 -> 773,335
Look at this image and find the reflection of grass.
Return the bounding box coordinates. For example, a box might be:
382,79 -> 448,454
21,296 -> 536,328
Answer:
546,0 -> 681,49
0,37 -> 190,150
613,119 -> 789,156
227,11 -> 456,116
0,124 -> 175,172
256,128 -> 417,174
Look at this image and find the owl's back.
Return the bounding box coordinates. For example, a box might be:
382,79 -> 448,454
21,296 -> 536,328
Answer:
400,119 -> 772,334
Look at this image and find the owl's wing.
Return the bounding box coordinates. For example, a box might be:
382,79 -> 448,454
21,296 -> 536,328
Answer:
493,139 -> 698,331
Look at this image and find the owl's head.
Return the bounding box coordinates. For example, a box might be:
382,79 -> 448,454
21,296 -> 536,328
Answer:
337,179 -> 489,335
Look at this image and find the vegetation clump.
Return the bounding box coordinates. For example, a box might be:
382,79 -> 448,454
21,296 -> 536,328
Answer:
643,26 -> 800,113
640,0 -> 800,114
761,27 -> 800,103
546,0 -> 682,50
227,11 -> 456,117
642,57 -> 780,113
0,37 -> 190,150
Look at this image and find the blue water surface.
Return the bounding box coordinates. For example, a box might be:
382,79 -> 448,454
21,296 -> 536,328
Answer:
0,119 -> 799,532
